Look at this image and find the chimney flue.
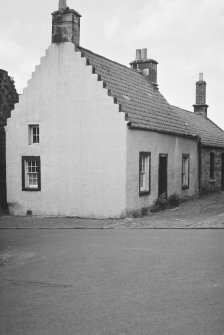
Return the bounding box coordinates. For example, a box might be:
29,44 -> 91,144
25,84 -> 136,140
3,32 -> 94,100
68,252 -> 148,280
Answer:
199,72 -> 203,81
193,73 -> 208,117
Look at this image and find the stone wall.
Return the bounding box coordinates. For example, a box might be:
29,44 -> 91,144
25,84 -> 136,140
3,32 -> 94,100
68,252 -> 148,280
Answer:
0,69 -> 18,209
201,147 -> 224,193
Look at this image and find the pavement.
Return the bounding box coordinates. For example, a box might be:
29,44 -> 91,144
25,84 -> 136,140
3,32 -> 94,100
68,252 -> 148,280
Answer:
0,191 -> 224,229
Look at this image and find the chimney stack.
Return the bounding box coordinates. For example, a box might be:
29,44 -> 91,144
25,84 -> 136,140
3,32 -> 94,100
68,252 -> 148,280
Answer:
130,48 -> 158,88
193,73 -> 208,117
51,0 -> 81,45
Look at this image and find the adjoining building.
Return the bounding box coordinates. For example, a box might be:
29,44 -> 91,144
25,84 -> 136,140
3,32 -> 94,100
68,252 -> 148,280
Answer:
5,1 -> 224,217
172,76 -> 224,193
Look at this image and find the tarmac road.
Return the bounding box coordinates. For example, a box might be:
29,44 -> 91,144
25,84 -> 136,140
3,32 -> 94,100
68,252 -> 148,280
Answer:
0,229 -> 224,335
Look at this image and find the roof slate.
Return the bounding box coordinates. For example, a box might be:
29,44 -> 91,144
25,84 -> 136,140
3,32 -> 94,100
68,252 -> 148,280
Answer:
172,106 -> 224,148
77,46 -> 224,148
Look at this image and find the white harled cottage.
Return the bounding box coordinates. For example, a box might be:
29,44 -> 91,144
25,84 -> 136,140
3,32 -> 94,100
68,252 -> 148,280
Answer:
6,1 -> 224,217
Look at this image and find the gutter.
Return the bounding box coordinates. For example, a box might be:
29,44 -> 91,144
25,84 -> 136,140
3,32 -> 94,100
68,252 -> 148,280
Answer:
128,122 -> 199,141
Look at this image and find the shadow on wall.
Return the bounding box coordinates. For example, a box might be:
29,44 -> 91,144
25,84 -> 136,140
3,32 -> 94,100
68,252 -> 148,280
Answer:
0,125 -> 8,211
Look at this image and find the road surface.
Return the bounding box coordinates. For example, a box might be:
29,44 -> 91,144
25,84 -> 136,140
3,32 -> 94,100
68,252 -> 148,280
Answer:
0,229 -> 224,334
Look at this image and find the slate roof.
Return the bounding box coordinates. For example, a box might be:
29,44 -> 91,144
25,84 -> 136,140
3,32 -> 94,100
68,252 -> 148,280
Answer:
77,46 -> 224,148
77,46 -> 193,138
172,106 -> 224,148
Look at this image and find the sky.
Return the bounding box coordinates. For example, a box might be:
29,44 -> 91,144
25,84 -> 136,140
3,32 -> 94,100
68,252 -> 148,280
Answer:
0,0 -> 224,129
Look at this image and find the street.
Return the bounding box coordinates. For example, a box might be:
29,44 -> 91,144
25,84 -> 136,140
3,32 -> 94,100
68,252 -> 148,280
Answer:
0,229 -> 224,335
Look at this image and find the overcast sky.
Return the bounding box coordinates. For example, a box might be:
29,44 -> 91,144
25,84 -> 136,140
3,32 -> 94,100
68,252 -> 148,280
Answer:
1,0 -> 224,128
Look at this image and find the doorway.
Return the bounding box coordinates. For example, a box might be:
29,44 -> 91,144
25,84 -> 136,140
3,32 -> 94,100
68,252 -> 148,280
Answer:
158,154 -> 168,197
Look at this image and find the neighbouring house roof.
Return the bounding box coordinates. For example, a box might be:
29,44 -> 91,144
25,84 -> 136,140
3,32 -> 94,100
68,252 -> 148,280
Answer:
77,46 -> 224,147
172,106 -> 224,148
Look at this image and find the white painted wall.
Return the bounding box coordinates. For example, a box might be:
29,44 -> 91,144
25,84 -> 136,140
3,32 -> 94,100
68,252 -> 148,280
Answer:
6,43 -> 127,218
126,129 -> 198,211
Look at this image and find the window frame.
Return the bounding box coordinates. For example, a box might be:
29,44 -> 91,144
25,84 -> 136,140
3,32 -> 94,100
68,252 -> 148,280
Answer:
210,152 -> 215,180
139,152 -> 151,196
182,154 -> 190,190
22,156 -> 41,191
28,124 -> 40,145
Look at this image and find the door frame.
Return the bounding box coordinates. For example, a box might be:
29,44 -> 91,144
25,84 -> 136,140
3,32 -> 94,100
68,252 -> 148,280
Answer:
158,153 -> 168,198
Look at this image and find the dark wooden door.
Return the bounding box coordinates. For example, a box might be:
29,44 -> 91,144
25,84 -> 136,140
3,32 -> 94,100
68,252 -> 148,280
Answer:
222,153 -> 224,191
158,154 -> 168,197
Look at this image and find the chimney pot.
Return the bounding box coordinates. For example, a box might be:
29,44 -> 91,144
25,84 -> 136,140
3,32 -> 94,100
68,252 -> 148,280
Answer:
199,72 -> 203,81
59,0 -> 67,10
130,48 -> 158,88
136,49 -> 141,61
142,48 -> 147,60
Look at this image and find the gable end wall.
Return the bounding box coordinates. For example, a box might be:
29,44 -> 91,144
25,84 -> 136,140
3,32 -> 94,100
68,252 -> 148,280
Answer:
6,43 -> 127,218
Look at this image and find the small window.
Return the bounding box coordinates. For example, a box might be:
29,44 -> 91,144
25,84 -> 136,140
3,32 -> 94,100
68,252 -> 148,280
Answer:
210,152 -> 215,179
182,154 -> 189,189
22,156 -> 41,191
139,152 -> 151,196
29,125 -> 39,144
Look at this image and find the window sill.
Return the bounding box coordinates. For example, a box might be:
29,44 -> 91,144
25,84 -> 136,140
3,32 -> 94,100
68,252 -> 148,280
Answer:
139,190 -> 150,197
22,188 -> 40,192
209,179 -> 216,183
182,185 -> 189,190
